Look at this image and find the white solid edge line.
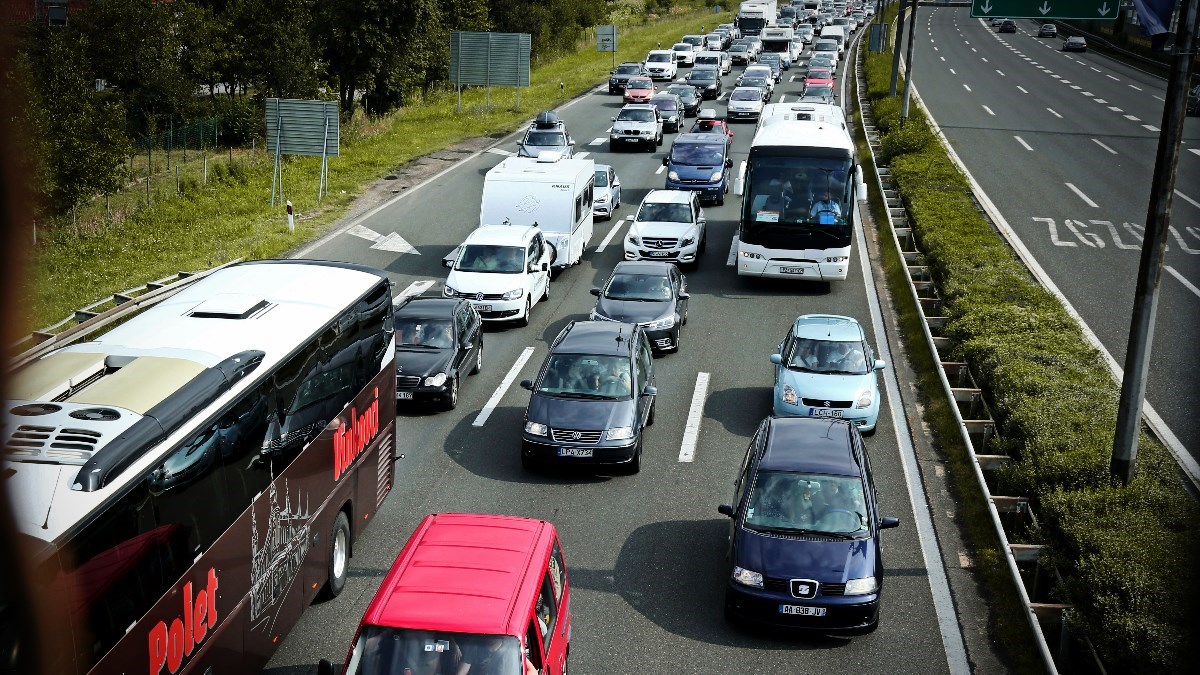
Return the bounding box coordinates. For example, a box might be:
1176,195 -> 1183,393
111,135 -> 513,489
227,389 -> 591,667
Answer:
909,81 -> 1200,490
678,372 -> 711,462
1165,266 -> 1200,299
294,87 -> 597,259
1065,182 -> 1100,208
853,202 -> 972,675
861,25 -> 970,672
473,346 -> 536,427
595,218 -> 628,253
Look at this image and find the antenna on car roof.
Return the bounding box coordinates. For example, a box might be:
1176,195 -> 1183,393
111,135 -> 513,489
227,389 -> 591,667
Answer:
615,326 -> 626,345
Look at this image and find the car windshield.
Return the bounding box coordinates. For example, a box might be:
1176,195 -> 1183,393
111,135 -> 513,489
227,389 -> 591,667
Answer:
345,627 -> 522,675
808,68 -> 832,79
627,78 -> 652,89
742,77 -> 770,88
803,84 -> 834,98
670,142 -> 724,165
455,244 -> 525,274
668,86 -> 697,100
673,43 -> 691,51
744,471 -> 869,536
536,354 -> 632,399
648,53 -> 672,62
815,41 -> 837,52
605,273 -> 673,301
637,201 -> 692,223
396,318 -> 455,349
690,69 -> 717,82
616,64 -> 642,74
650,98 -> 679,112
745,68 -> 772,79
731,89 -> 761,101
524,130 -> 565,147
760,54 -> 779,63
594,169 -> 609,187
731,44 -> 748,52
618,108 -> 655,122
786,337 -> 868,374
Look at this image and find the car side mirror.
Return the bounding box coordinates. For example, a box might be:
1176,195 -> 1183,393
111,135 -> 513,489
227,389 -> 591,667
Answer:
769,353 -> 783,365
569,140 -> 576,146
725,158 -> 733,168
718,504 -> 735,518
662,156 -> 669,166
879,517 -> 900,529
520,379 -> 533,391
874,359 -> 887,371
590,287 -> 601,296
541,262 -> 549,272
642,385 -> 657,397
317,660 -> 335,675
611,116 -> 617,122
442,257 -> 455,269
678,291 -> 690,300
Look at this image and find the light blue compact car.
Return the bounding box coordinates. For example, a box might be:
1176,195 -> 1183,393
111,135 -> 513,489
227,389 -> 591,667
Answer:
770,314 -> 886,434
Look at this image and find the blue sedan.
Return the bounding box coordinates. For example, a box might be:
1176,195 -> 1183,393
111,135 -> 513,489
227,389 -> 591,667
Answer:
770,314 -> 885,434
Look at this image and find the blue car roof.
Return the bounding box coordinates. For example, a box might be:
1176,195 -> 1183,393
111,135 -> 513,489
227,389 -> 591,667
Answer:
792,314 -> 864,341
761,417 -> 860,476
553,321 -> 638,356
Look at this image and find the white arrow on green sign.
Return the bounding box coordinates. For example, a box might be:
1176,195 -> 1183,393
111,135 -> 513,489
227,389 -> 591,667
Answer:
970,0 -> 1119,19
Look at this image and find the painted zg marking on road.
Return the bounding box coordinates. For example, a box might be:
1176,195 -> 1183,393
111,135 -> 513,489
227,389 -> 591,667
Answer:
1032,217 -> 1200,253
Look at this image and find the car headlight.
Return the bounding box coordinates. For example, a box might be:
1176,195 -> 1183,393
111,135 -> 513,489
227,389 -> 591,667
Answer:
642,129 -> 655,136
443,284 -> 457,297
782,384 -> 798,406
681,235 -> 695,247
524,421 -> 549,437
644,316 -> 675,330
709,171 -> 723,182
605,426 -> 635,441
424,373 -> 447,387
501,288 -> 524,301
595,194 -> 609,203
628,235 -> 641,246
844,577 -> 878,596
668,170 -> 680,181
856,388 -> 875,409
731,566 -> 763,588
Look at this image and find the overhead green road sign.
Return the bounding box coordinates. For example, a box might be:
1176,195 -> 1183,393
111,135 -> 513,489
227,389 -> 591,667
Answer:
970,0 -> 1120,19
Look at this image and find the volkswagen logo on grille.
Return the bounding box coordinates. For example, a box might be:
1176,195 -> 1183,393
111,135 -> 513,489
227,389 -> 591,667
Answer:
570,431 -> 581,440
476,292 -> 485,301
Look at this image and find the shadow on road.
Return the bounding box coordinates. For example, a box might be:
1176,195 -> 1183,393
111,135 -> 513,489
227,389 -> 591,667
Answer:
704,385 -> 773,437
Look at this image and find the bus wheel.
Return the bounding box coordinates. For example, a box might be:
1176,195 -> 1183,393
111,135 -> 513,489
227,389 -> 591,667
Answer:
323,512 -> 351,599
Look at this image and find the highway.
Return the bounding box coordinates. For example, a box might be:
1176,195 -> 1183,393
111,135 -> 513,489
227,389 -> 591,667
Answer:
264,24 -> 965,675
911,7 -> 1200,462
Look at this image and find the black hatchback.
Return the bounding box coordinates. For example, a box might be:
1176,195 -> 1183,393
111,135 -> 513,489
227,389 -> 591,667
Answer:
719,416 -> 900,634
394,297 -> 483,410
590,261 -> 689,352
520,321 -> 658,473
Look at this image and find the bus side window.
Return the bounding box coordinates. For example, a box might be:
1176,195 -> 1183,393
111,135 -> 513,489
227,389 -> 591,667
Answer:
149,421 -> 231,557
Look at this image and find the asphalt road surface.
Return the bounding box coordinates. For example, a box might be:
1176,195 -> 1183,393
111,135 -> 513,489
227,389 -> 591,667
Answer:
265,24 -> 963,675
912,8 -> 1200,466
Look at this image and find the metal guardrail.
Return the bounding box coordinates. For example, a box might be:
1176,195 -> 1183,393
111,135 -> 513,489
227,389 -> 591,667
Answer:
10,259 -> 243,369
852,38 -> 1076,675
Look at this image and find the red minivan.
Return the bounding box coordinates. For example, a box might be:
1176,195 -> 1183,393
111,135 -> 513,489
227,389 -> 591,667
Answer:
320,513 -> 571,675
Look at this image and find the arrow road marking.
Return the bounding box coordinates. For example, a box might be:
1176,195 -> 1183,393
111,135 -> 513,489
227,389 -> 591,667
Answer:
371,232 -> 420,253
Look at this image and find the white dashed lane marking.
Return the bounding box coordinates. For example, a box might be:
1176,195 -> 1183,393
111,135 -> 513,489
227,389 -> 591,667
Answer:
473,347 -> 537,427
1093,139 -> 1118,155
1066,182 -> 1100,208
1014,136 -> 1033,151
1047,108 -> 1063,118
678,372 -> 712,463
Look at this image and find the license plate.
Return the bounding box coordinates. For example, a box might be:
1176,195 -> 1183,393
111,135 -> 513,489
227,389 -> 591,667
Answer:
811,408 -> 843,418
397,391 -> 414,400
476,304 -> 491,312
780,266 -> 807,274
779,605 -> 826,616
648,251 -> 670,257
558,447 -> 594,458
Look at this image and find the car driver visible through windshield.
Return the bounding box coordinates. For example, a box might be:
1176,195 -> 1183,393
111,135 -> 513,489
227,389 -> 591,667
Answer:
786,337 -> 868,374
745,471 -> 868,537
455,244 -> 525,273
536,354 -> 632,399
603,273 -> 673,302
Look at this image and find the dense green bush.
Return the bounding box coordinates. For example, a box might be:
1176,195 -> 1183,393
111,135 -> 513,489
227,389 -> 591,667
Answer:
863,32 -> 1199,674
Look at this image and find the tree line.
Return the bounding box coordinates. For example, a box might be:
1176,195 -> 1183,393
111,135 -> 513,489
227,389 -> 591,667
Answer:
12,0 -> 612,216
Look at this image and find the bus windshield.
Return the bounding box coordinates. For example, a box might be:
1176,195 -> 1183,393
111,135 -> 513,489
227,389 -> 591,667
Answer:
741,152 -> 853,248
346,627 -> 523,675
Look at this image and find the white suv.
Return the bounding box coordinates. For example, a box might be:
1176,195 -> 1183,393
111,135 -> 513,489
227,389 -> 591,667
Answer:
443,225 -> 551,326
645,49 -> 678,80
610,104 -> 664,152
624,190 -> 707,268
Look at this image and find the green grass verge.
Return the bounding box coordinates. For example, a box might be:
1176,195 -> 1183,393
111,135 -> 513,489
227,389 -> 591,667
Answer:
861,8 -> 1200,671
848,59 -> 1044,675
26,3 -> 732,332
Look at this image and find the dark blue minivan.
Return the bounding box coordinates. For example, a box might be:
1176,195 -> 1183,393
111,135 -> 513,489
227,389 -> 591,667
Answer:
719,416 -> 900,634
663,132 -> 733,206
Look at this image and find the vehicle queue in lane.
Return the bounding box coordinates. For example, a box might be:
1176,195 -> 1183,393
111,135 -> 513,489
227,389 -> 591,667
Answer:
308,8 -> 928,672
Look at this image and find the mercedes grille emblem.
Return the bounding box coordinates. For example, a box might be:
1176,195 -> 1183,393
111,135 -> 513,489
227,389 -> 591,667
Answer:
476,292 -> 485,301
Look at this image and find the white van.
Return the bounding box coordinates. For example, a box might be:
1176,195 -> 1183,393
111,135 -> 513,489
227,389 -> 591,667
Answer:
820,25 -> 846,54
480,154 -> 596,269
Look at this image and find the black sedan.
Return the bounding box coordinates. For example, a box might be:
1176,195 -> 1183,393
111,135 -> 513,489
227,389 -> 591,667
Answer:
666,84 -> 703,116
686,67 -> 723,100
519,321 -> 658,474
591,261 -> 689,352
649,92 -> 686,132
394,296 -> 483,410
719,416 -> 901,634
1062,35 -> 1087,52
